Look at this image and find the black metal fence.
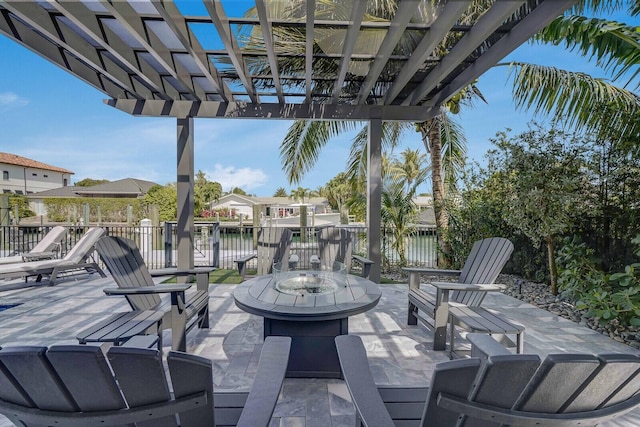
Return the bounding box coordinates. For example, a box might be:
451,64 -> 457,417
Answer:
0,223 -> 438,272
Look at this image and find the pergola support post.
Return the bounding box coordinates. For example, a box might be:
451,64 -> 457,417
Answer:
367,118 -> 382,283
176,116 -> 195,274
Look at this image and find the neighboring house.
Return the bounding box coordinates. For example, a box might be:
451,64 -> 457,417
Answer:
27,178 -> 158,217
414,195 -> 436,225
0,152 -> 73,195
208,194 -> 330,221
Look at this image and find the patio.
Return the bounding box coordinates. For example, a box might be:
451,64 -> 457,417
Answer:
0,272 -> 639,426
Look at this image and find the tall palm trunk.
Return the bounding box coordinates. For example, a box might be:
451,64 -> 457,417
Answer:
419,118 -> 452,267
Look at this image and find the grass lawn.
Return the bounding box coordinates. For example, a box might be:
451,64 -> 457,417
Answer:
164,269 -> 404,285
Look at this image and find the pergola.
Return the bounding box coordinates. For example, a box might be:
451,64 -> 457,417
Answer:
0,0 -> 576,282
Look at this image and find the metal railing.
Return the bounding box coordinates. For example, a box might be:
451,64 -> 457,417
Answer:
0,223 -> 438,272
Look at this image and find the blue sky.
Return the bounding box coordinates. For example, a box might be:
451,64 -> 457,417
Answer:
0,6 -> 636,197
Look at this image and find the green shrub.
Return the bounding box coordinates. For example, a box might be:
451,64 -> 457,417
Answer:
557,236 -> 640,327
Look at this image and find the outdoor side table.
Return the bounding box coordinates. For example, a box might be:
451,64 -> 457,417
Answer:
77,310 -> 164,352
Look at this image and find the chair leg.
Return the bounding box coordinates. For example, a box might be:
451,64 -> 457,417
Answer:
407,301 -> 418,325
198,305 -> 209,329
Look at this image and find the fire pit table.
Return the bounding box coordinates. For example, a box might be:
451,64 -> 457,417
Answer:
233,263 -> 381,378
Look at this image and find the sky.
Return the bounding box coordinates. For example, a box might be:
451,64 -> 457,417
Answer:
0,5 -> 637,197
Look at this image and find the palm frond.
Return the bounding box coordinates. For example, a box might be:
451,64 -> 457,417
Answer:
280,120 -> 359,184
507,62 -> 640,139
440,112 -> 467,193
536,16 -> 640,87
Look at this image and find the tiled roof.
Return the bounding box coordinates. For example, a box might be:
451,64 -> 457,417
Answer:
0,152 -> 73,174
26,186 -> 79,198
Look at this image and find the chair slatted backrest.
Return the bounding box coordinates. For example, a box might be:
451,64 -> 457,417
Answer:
428,353 -> 640,426
451,237 -> 514,306
317,227 -> 353,271
95,235 -> 162,311
29,226 -> 67,254
63,227 -> 105,264
256,227 -> 292,276
0,345 -> 214,427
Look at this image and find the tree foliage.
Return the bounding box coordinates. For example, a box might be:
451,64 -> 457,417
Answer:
74,178 -> 109,187
141,184 -> 176,222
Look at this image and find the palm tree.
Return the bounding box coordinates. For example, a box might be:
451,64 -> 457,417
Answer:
505,1 -> 640,142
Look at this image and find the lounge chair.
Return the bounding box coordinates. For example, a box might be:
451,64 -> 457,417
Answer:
95,235 -> 214,352
234,227 -> 295,280
0,225 -> 67,265
311,226 -> 374,279
0,227 -> 105,285
404,237 -> 514,350
336,334 -> 640,427
0,336 -> 291,427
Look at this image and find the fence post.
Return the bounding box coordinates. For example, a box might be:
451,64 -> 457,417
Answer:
83,203 -> 90,226
211,222 -> 220,267
140,218 -> 152,259
164,222 -> 173,268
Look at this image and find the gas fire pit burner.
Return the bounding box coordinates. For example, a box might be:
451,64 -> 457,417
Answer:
275,274 -> 339,296
273,262 -> 346,296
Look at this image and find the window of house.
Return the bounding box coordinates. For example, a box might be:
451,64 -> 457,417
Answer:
2,171 -> 8,180
63,178 -> 68,186
2,189 -> 11,194
43,174 -> 48,178
15,190 -> 23,195
32,173 -> 37,177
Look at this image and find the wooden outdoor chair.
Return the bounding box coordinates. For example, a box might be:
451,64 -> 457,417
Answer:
336,334 -> 640,427
404,237 -> 514,351
310,227 -> 374,279
95,235 -> 215,352
234,227 -> 295,280
0,336 -> 291,427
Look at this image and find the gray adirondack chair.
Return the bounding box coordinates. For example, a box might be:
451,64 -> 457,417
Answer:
0,227 -> 105,285
336,334 -> 640,427
0,225 -> 67,265
95,235 -> 214,352
311,227 -> 374,279
234,227 -> 294,280
0,336 -> 291,427
405,237 -> 514,351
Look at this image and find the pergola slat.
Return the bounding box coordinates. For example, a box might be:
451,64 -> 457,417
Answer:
384,0 -> 471,105
255,0 -> 285,103
205,1 -> 256,102
330,0 -> 367,103
403,0 -> 526,106
355,0 -> 420,105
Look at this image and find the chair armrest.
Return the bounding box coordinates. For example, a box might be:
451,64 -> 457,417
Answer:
467,333 -> 512,359
150,267 -> 214,292
234,254 -> 257,280
335,335 -> 395,427
352,255 -> 374,279
402,267 -> 461,276
22,251 -> 57,261
235,253 -> 257,264
236,336 -> 292,427
149,267 -> 215,277
103,284 -> 192,295
430,282 -> 504,292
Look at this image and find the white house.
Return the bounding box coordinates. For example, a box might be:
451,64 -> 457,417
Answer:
208,194 -> 331,221
0,152 -> 73,195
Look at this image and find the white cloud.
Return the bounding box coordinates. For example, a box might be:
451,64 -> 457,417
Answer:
0,92 -> 28,110
208,164 -> 269,191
